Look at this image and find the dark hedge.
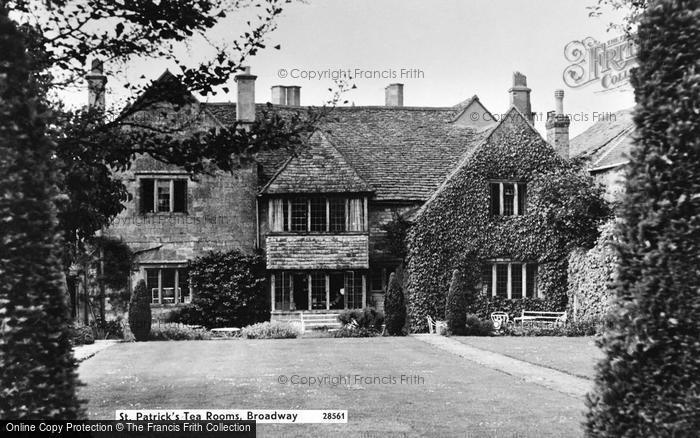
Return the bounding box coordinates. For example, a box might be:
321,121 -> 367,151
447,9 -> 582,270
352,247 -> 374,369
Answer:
384,272 -> 406,336
0,6 -> 83,418
585,0 -> 700,436
407,109 -> 609,332
128,280 -> 152,341
445,269 -> 467,335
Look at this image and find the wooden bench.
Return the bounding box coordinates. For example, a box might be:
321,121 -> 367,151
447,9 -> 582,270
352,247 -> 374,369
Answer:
513,311 -> 567,328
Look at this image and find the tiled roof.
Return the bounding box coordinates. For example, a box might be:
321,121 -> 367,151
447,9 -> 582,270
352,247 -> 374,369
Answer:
202,103 -> 487,201
571,108 -> 635,171
261,131 -> 372,194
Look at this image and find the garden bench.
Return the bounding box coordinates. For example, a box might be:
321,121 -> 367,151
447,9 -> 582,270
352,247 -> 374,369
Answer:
490,312 -> 510,332
210,327 -> 240,334
513,310 -> 566,328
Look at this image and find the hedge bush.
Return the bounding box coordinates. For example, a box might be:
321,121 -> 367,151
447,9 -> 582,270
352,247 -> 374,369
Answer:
173,250 -> 268,329
445,269 -> 467,335
71,323 -> 95,346
464,314 -> 494,336
240,321 -> 300,339
337,308 -> 384,333
331,327 -> 378,338
383,273 -> 406,335
0,10 -> 83,418
128,280 -> 151,341
586,1 -> 700,436
407,110 -> 610,332
149,324 -> 211,341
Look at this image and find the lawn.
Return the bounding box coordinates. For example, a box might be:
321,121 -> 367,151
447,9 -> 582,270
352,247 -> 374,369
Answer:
452,336 -> 604,379
79,337 -> 587,438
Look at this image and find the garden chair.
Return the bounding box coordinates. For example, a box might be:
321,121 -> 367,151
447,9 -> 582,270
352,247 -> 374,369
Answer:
490,312 -> 510,332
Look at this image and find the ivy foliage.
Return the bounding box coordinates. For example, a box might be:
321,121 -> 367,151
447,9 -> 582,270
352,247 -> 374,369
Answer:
406,110 -> 610,332
585,1 -> 700,436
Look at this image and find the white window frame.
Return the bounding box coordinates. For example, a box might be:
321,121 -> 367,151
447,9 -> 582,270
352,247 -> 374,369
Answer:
491,181 -> 525,216
140,177 -> 188,214
488,260 -> 538,298
269,196 -> 368,233
144,265 -> 191,305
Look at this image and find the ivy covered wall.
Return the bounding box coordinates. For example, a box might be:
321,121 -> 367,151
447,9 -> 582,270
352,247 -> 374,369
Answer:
567,220 -> 618,322
406,109 -> 609,332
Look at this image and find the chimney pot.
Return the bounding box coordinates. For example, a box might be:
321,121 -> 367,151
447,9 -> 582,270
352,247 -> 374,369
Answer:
235,66 -> 257,123
385,83 -> 404,107
286,86 -> 301,107
547,90 -> 570,159
508,71 -> 533,123
86,59 -> 107,111
271,85 -> 286,105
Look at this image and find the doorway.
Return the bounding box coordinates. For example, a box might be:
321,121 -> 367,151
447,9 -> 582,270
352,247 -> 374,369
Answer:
292,273 -> 308,311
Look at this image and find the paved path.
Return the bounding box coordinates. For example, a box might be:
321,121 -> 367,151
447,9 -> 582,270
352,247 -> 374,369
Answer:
73,340 -> 120,362
412,334 -> 592,398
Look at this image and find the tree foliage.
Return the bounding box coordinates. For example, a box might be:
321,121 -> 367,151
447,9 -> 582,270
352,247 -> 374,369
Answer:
175,250 -> 268,329
585,1 -> 700,435
128,280 -> 152,342
0,5 -> 83,418
384,272 -> 406,336
407,111 -> 610,332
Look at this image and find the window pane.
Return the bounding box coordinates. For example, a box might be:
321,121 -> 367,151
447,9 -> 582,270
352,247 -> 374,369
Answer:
329,199 -> 346,232
526,264 -> 538,297
161,268 -> 176,303
310,197 -> 327,232
290,198 -> 308,232
496,264 -> 508,297
348,198 -> 365,231
274,272 -> 291,311
157,180 -> 171,212
311,272 -> 326,309
490,183 -> 500,216
370,269 -> 383,292
146,269 -> 159,303
481,264 -> 492,295
269,199 -> 285,232
140,179 -> 154,214
345,271 -> 363,309
511,263 -> 523,298
517,183 -> 527,215
503,183 -> 515,216
178,268 -> 190,303
173,180 -> 187,213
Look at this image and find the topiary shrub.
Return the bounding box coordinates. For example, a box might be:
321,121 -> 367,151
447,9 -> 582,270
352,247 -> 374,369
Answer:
586,1 -> 700,436
128,280 -> 151,341
71,323 -> 95,346
384,272 -> 406,335
445,269 -> 467,335
176,250 -> 268,329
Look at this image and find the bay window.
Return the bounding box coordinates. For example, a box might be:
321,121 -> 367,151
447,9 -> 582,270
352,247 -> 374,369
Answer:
268,196 -> 367,233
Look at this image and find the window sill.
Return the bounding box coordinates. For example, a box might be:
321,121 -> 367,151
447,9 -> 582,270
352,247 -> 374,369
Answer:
140,212 -> 189,216
266,231 -> 369,236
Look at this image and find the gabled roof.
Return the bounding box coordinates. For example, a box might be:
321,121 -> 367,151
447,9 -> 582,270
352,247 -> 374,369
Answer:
260,130 -> 372,194
203,103 -> 486,201
571,108 -> 635,171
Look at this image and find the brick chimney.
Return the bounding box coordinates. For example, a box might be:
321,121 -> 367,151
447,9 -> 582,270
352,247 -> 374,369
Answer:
86,59 -> 107,111
235,66 -> 257,123
385,83 -> 404,107
508,72 -> 532,123
546,89 -> 571,159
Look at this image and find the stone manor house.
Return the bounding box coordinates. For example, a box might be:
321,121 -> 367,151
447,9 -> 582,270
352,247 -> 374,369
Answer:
102,66 -> 632,320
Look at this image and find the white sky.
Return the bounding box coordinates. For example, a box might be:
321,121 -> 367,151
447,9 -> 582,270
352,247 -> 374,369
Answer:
68,0 -> 636,137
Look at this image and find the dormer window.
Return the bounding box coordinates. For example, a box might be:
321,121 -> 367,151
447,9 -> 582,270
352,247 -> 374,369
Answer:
489,181 -> 526,216
269,196 -> 367,233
